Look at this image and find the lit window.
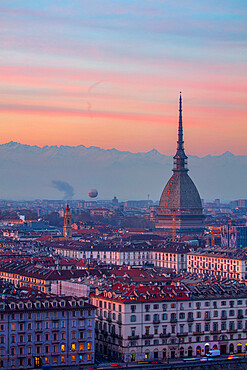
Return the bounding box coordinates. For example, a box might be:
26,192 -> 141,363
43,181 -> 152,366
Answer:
72,355 -> 75,362
61,356 -> 65,363
72,344 -> 76,351
80,343 -> 84,351
87,342 -> 91,350
61,344 -> 65,352
45,357 -> 49,364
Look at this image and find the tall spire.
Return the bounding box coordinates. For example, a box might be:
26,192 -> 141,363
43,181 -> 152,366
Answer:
178,92 -> 183,150
173,92 -> 188,172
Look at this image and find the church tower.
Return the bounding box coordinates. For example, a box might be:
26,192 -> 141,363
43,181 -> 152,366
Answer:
156,93 -> 204,235
63,203 -> 72,239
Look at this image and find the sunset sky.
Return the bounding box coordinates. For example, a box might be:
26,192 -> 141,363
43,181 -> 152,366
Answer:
0,0 -> 246,155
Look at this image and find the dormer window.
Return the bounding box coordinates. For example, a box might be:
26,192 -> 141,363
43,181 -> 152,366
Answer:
60,301 -> 65,307
53,301 -> 57,307
10,303 -> 15,309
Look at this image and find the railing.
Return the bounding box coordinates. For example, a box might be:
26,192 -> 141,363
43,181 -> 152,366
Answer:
160,333 -> 170,338
153,319 -> 160,324
193,331 -> 204,335
177,332 -> 188,337
128,335 -> 139,340
142,334 -> 154,339
221,315 -> 227,320
170,318 -> 177,323
187,317 -> 194,322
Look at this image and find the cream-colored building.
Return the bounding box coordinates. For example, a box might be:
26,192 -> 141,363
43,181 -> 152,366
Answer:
187,248 -> 247,280
90,282 -> 247,362
53,242 -> 191,272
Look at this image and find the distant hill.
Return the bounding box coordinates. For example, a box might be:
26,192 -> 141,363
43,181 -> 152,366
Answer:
0,142 -> 246,201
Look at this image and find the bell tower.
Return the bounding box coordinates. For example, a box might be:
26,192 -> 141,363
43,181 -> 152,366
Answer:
63,203 -> 72,239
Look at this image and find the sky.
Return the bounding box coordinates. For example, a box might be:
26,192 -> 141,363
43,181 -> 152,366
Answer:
0,0 -> 246,156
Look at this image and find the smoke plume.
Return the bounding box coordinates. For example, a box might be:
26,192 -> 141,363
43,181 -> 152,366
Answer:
51,180 -> 74,199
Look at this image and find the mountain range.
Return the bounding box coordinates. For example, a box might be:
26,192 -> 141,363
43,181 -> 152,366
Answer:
0,142 -> 246,201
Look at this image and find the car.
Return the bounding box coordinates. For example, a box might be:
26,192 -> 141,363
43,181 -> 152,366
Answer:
183,357 -> 201,362
228,355 -> 239,360
206,349 -> 221,357
110,365 -> 123,368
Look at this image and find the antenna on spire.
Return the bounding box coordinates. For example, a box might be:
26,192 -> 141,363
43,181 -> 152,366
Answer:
173,92 -> 188,172
178,92 -> 183,149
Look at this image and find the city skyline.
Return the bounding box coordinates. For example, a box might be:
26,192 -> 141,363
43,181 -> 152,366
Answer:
1,0 -> 247,156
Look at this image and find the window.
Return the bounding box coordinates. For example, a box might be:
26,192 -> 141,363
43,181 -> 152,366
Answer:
61,356 -> 65,363
145,305 -> 150,312
80,343 -> 84,351
87,342 -> 91,350
153,314 -> 159,323
130,315 -> 136,322
61,344 -> 65,352
153,304 -> 159,309
71,344 -> 76,351
145,314 -> 150,321
131,305 -> 136,313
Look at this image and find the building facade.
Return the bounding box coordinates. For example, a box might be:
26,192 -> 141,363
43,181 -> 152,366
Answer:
91,282 -> 247,363
187,248 -> 247,280
0,295 -> 95,369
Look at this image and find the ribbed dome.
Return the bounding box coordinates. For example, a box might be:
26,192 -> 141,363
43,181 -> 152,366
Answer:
159,171 -> 202,211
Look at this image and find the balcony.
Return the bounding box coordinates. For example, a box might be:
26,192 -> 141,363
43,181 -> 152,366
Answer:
170,318 -> 177,323
142,334 -> 154,339
193,331 -> 204,335
204,316 -> 211,321
228,329 -> 237,333
210,330 -> 221,334
237,314 -> 243,319
159,333 -> 170,338
221,315 -> 227,320
153,319 -> 160,324
117,320 -> 122,325
106,317 -> 112,323
177,332 -> 188,337
128,335 -> 139,340
187,317 -> 194,322
98,315 -> 103,320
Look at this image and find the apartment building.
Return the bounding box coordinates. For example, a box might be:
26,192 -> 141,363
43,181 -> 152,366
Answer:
0,262 -> 90,293
187,248 -> 247,280
90,281 -> 247,362
53,240 -> 191,271
0,293 -> 95,369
